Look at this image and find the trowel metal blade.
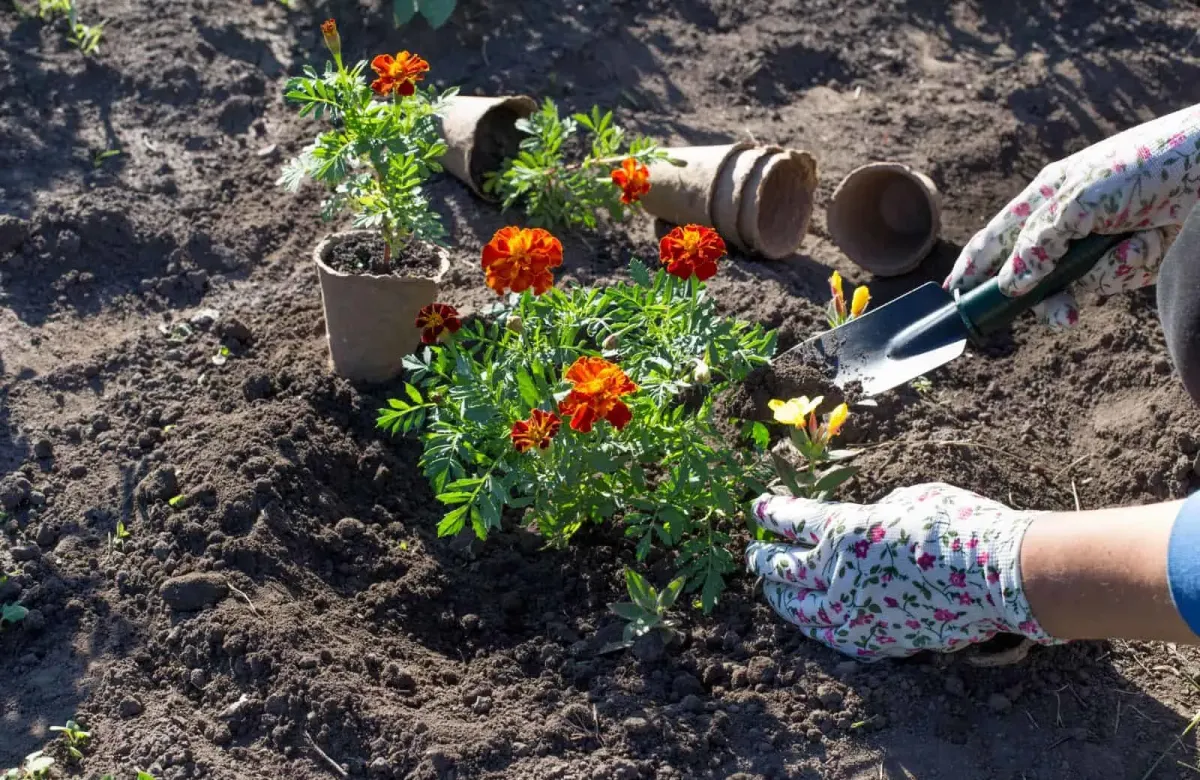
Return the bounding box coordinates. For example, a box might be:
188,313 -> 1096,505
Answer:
785,282 -> 968,397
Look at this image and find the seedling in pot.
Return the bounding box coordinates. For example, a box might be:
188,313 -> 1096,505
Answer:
278,20 -> 457,271
482,99 -> 675,231
4,751 -> 53,780
601,569 -> 685,653
49,719 -> 90,760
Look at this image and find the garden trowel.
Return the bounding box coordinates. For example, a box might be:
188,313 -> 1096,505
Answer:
784,233 -> 1128,396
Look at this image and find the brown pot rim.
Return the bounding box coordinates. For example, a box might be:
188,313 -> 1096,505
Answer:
313,229 -> 452,284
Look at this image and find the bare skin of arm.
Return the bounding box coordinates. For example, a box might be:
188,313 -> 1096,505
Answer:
1021,500 -> 1200,644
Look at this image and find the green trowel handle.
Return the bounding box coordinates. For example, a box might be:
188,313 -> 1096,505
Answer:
956,232 -> 1131,338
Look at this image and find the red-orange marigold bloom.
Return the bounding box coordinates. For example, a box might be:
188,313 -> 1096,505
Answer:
610,157 -> 651,205
511,409 -> 561,453
370,51 -> 430,97
481,226 -> 564,296
659,224 -> 726,281
558,356 -> 638,433
415,302 -> 461,344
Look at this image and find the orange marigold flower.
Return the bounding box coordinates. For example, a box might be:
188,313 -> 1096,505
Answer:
558,356 -> 638,433
659,224 -> 725,281
511,409 -> 561,453
320,19 -> 341,59
481,226 -> 564,296
370,51 -> 430,97
611,157 -> 651,205
415,302 -> 461,344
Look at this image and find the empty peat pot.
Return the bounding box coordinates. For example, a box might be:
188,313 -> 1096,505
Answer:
733,149 -> 817,260
827,162 -> 942,276
641,142 -> 752,227
438,95 -> 537,198
644,142 -> 817,259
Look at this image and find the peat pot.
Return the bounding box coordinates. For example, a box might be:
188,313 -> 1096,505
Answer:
827,162 -> 942,276
313,230 -> 450,383
438,95 -> 538,198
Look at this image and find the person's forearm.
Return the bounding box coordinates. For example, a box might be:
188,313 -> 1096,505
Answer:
1021,500 -> 1198,643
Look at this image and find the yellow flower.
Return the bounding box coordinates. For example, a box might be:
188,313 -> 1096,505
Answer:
850,285 -> 870,318
825,403 -> 849,438
829,272 -> 845,319
768,396 -> 824,427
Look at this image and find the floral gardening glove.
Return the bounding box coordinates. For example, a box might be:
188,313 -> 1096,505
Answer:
946,102 -> 1200,329
745,484 -> 1061,661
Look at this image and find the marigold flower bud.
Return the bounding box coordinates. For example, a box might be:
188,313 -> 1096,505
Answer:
693,360 -> 711,384
602,334 -> 620,351
320,19 -> 341,60
507,315 -> 524,334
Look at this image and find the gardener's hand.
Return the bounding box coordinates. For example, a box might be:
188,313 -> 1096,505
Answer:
746,484 -> 1061,661
946,103 -> 1200,329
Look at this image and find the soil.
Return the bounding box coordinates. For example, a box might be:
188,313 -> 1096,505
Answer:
321,232 -> 445,278
3,1 -> 1200,779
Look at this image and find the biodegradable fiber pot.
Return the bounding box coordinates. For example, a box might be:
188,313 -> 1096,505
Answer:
827,162 -> 942,276
314,230 -> 450,383
710,145 -> 780,250
438,95 -> 537,198
733,149 -> 818,260
641,142 -> 752,228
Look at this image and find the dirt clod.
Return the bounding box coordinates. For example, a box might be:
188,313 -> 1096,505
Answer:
160,573 -> 228,612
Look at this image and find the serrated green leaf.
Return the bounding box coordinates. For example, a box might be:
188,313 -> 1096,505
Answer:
437,505 -> 468,536
516,369 -> 540,409
405,384 -> 423,404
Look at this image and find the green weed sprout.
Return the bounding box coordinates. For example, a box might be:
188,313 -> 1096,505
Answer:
49,719 -> 90,760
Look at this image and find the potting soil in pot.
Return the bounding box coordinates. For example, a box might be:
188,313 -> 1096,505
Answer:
322,232 -> 445,278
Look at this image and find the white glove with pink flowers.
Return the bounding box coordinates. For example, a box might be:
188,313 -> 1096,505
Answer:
946,103 -> 1200,329
746,484 -> 1062,661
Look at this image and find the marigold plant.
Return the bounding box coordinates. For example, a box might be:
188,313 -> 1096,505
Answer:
379,227 -> 776,609
278,20 -> 456,268
482,99 -> 675,231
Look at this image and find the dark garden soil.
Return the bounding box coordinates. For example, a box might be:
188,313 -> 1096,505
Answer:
320,233 -> 446,278
4,1 -> 1200,778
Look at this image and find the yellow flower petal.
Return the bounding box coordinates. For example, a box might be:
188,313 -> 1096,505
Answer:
829,272 -> 845,318
850,286 -> 870,318
825,403 -> 849,438
769,396 -> 824,427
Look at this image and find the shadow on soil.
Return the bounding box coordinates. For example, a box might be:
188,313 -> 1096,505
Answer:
898,0 -> 1200,157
